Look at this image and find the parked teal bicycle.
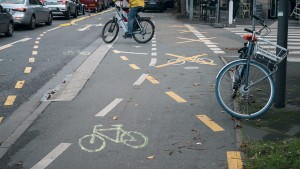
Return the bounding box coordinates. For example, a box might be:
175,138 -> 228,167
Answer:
215,15 -> 288,119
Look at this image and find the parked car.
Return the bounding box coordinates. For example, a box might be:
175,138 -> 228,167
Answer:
0,4 -> 14,36
81,0 -> 103,12
144,0 -> 164,12
0,0 -> 52,30
44,0 -> 80,19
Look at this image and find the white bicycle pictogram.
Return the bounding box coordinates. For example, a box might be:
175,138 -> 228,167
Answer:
78,124 -> 148,152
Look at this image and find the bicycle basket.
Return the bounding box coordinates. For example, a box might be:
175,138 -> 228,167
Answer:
254,38 -> 288,64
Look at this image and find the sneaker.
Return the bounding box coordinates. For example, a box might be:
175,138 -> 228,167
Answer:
123,32 -> 132,39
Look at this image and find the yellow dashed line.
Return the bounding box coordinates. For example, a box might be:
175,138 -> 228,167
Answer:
165,91 -> 187,103
24,67 -> 32,74
29,58 -> 35,63
196,115 -> 224,132
120,56 -> 128,60
0,117 -> 3,123
4,95 -> 16,106
15,80 -> 25,89
146,76 -> 159,84
227,151 -> 243,169
129,64 -> 140,69
32,51 -> 38,55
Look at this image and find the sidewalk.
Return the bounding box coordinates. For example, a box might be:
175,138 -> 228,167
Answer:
170,6 -> 300,152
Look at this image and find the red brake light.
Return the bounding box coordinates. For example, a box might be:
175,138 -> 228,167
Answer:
13,7 -> 26,12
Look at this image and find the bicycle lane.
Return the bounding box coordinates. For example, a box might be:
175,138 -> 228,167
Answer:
0,13 -> 241,169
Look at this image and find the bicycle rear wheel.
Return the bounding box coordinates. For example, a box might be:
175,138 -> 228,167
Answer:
102,19 -> 119,43
133,18 -> 155,43
215,59 -> 275,119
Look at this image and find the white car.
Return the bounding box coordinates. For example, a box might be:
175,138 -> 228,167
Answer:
0,0 -> 52,30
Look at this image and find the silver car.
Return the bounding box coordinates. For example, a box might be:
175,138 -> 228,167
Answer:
45,0 -> 78,20
0,0 -> 52,30
0,4 -> 14,36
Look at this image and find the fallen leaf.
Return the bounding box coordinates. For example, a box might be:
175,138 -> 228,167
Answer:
113,116 -> 118,120
147,155 -> 155,159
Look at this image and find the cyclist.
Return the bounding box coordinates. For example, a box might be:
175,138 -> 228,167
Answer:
123,0 -> 145,39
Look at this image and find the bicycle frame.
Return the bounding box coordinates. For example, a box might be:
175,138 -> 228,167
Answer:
92,124 -> 125,143
113,7 -> 142,34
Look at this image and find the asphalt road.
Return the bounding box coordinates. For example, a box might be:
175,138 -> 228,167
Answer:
0,9 -> 241,169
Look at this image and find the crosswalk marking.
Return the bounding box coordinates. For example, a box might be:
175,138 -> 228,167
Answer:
31,143 -> 71,169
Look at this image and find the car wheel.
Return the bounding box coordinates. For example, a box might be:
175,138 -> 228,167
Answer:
65,9 -> 71,20
73,8 -> 78,18
82,7 -> 85,15
5,21 -> 13,37
45,13 -> 53,25
28,15 -> 36,30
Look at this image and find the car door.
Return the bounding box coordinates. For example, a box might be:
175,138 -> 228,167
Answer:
29,0 -> 43,22
0,5 -> 8,32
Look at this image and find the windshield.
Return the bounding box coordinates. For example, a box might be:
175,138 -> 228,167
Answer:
0,0 -> 25,4
45,0 -> 65,4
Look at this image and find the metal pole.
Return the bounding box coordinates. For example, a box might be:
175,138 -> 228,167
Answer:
252,0 -> 256,31
189,0 -> 193,20
213,0 -> 224,28
274,0 -> 288,108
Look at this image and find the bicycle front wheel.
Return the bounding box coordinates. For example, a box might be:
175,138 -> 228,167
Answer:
101,19 -> 119,43
133,18 -> 155,43
215,59 -> 275,119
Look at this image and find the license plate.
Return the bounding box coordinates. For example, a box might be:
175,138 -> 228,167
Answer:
89,4 -> 95,7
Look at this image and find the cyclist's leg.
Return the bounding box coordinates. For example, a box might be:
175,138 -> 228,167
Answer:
125,7 -> 139,38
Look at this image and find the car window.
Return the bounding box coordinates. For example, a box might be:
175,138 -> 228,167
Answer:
0,0 -> 25,4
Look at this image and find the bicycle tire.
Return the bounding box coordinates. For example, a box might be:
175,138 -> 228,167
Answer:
215,59 -> 275,119
78,134 -> 106,152
121,131 -> 148,148
102,19 -> 119,43
133,18 -> 155,43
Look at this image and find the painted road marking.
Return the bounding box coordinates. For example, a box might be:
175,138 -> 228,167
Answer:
0,117 -> 3,123
95,98 -> 123,117
120,56 -> 128,60
166,53 -> 216,66
133,74 -> 149,85
0,38 -> 31,51
113,50 -> 148,55
149,58 -> 157,66
227,151 -> 243,169
78,24 -> 92,31
35,41 -> 39,44
146,75 -> 159,84
4,95 -> 16,106
196,115 -> 224,132
29,58 -> 35,63
156,54 -> 208,68
129,64 -> 140,70
15,80 -> 25,89
165,91 -> 187,103
31,143 -> 72,169
32,51 -> 38,55
24,67 -> 32,74
33,45 -> 39,49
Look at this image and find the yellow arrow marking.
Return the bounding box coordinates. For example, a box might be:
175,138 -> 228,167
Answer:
129,64 -> 140,69
146,76 -> 159,84
165,91 -> 187,103
196,115 -> 224,132
156,54 -> 208,68
227,151 -> 243,169
24,67 -> 32,74
4,95 -> 16,106
15,80 -> 25,89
